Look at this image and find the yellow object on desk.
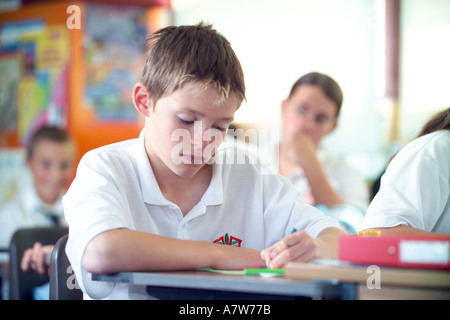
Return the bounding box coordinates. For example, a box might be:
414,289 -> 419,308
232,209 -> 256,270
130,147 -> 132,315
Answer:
358,230 -> 381,236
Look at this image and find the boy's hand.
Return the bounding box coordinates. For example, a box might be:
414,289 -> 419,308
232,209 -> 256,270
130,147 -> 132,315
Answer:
260,230 -> 320,269
211,245 -> 266,271
21,242 -> 54,275
282,132 -> 317,167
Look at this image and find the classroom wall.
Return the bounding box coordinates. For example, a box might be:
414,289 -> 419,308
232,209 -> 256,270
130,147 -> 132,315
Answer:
173,0 -> 450,181
399,0 -> 450,138
0,0 -> 172,153
1,0 -> 449,198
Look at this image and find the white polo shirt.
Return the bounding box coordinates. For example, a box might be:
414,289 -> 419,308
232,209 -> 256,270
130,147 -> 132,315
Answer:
63,129 -> 341,299
0,185 -> 66,263
362,130 -> 450,234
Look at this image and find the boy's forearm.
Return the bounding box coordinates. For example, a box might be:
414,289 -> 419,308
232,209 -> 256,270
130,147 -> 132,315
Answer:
368,225 -> 449,237
82,229 -> 219,274
81,228 -> 265,274
301,155 -> 344,207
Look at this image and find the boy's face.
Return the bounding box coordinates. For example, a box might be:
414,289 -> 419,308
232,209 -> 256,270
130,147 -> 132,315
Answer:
27,140 -> 75,205
281,85 -> 337,147
144,83 -> 239,179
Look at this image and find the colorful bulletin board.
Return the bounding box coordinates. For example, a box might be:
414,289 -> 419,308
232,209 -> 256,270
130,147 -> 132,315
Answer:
68,2 -> 171,163
0,55 -> 19,132
17,25 -> 70,145
0,1 -> 172,154
83,3 -> 147,122
0,2 -> 68,147
0,2 -> 72,207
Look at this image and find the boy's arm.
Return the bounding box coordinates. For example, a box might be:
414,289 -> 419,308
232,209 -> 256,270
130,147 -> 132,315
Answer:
82,228 -> 266,274
260,227 -> 345,269
282,133 -> 343,207
365,225 -> 449,237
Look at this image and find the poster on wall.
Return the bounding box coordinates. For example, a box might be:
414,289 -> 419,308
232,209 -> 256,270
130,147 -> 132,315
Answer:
0,56 -> 19,131
0,18 -> 45,147
83,3 -> 148,122
17,25 -> 69,145
0,149 -> 31,207
0,18 -> 44,53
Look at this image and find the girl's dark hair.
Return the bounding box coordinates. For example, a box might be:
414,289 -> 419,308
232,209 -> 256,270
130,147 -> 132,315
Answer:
417,107 -> 450,138
27,126 -> 71,160
288,72 -> 343,117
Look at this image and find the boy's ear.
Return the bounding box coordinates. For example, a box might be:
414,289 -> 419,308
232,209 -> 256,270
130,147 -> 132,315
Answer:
133,82 -> 153,117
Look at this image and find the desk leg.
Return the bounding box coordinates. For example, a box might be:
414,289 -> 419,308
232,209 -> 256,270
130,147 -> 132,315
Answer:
339,283 -> 358,300
313,281 -> 357,300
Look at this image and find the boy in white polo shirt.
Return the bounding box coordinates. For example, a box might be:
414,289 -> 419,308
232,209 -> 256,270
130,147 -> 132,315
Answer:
63,22 -> 344,299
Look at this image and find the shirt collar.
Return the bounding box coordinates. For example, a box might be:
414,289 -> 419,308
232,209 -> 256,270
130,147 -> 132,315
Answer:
136,128 -> 223,207
202,162 -> 223,206
20,184 -> 64,215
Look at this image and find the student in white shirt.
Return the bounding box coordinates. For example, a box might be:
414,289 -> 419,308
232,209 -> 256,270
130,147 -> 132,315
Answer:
0,126 -> 76,299
63,23 -> 345,300
362,107 -> 450,235
272,72 -> 369,211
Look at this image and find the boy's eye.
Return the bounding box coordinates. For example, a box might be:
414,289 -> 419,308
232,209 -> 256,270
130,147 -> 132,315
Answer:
60,162 -> 70,170
178,115 -> 195,125
179,118 -> 194,125
41,160 -> 52,169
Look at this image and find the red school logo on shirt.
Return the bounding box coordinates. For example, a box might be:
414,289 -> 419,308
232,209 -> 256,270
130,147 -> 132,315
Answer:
213,233 -> 242,247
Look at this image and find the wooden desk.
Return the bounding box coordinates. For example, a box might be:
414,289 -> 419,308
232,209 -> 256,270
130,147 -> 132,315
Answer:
92,263 -> 450,300
285,262 -> 450,300
92,270 -> 356,300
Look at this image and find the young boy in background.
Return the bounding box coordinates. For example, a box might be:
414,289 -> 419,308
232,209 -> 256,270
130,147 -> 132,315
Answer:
0,126 -> 76,299
63,23 -> 344,300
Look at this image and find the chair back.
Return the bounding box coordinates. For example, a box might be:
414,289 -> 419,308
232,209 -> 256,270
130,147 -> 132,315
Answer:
49,235 -> 83,300
9,226 -> 68,300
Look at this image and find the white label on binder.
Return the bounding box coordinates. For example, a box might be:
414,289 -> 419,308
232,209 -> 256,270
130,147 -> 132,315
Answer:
399,240 -> 449,264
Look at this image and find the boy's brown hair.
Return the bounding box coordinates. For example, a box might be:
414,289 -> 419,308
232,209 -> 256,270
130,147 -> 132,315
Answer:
141,22 -> 246,106
27,126 -> 72,160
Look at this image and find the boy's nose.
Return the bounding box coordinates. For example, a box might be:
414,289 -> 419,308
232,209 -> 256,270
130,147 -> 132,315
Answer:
49,167 -> 62,182
192,121 -> 211,150
49,165 -> 69,183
